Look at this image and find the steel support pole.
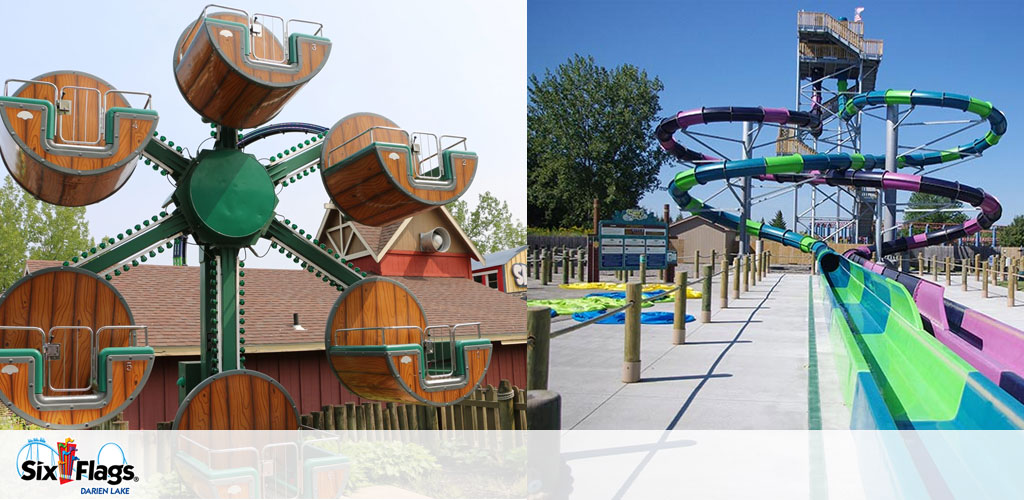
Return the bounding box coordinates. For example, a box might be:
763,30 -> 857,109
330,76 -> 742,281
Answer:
884,104 -> 899,243
740,122 -> 753,256
875,188 -> 883,262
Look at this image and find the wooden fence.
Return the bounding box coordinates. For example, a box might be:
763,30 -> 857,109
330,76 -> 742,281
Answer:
156,380 -> 527,431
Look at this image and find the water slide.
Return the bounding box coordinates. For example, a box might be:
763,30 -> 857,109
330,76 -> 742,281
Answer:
657,90 -> 1024,429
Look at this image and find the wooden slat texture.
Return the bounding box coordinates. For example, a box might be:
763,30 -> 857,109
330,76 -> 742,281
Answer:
175,371 -> 298,430
321,113 -> 476,226
173,12 -> 331,129
0,72 -> 156,206
0,267 -> 153,427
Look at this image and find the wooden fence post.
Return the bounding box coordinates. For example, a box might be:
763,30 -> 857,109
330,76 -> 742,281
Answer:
674,271 -> 687,345
562,249 -> 570,285
533,249 -> 540,280
743,255 -> 750,292
932,256 -> 938,281
578,248 -> 586,282
622,283 -> 642,383
918,254 -> 924,277
983,261 -> 989,298
975,254 -> 982,281
498,380 -> 514,431
639,258 -> 647,285
732,257 -> 740,299
711,249 -> 717,276
694,251 -> 701,279
751,252 -> 758,286
541,250 -> 550,286
701,265 -> 712,323
945,257 -> 951,286
527,307 -> 551,391
1009,262 -> 1017,308
720,258 -> 729,308
961,259 -> 968,291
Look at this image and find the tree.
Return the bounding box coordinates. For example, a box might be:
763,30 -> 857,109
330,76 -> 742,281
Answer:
999,215 -> 1024,247
447,191 -> 526,254
769,210 -> 787,230
904,192 -> 966,234
0,176 -> 93,289
528,55 -> 668,229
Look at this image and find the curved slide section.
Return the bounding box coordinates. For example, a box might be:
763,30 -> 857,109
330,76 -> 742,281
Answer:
658,92 -> 1024,429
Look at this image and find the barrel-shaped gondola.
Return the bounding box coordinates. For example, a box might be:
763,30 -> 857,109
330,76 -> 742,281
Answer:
0,266 -> 154,428
325,278 -> 491,406
173,6 -> 331,129
320,113 -> 478,226
0,71 -> 158,206
173,370 -> 299,430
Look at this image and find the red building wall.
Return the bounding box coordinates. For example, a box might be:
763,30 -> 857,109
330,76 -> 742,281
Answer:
121,342 -> 527,429
351,251 -> 472,278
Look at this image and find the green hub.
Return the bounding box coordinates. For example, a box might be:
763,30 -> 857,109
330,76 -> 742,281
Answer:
175,148 -> 277,246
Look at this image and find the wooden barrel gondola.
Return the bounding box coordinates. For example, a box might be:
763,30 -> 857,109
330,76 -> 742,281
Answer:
173,369 -> 299,430
0,266 -> 154,428
173,7 -> 331,129
325,277 -> 491,406
320,113 -> 478,227
0,71 -> 158,206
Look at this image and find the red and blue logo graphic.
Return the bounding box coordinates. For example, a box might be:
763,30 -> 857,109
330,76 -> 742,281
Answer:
17,437 -> 137,488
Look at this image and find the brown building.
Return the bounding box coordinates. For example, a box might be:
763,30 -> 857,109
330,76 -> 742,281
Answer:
669,214 -> 748,261
25,243 -> 526,429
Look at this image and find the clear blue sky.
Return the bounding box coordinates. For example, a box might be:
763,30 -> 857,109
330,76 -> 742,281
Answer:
529,0 -> 1024,232
1,0 -> 525,268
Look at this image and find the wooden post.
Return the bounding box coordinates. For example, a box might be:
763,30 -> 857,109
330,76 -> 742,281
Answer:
743,255 -> 750,292
732,257 -> 740,299
346,402 -> 357,431
1010,262 -> 1017,308
701,265 -> 712,323
932,255 -> 938,281
541,250 -> 550,286
720,258 -> 729,308
983,261 -> 989,298
622,283 -> 642,383
673,271 -> 687,345
945,257 -> 951,286
565,247 -> 573,282
694,251 -> 701,279
961,259 -> 968,291
497,379 -> 514,431
710,249 -> 717,276
578,248 -> 586,282
994,257 -> 1000,288
323,405 -> 336,430
533,249 -> 540,280
639,258 -> 647,285
975,254 -> 981,281
527,307 -> 551,391
918,254 -> 924,277
334,405 -> 346,430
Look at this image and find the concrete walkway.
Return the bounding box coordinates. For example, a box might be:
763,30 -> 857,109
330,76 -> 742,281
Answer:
542,270 -> 849,430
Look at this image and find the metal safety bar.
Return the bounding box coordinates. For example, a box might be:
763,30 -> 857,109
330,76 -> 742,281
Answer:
58,85 -> 102,145
331,325 -> 425,348
3,79 -> 58,101
194,5 -> 326,66
104,90 -> 153,111
328,126 -> 410,160
46,326 -> 94,393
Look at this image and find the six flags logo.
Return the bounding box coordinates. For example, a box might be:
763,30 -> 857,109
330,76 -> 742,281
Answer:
18,437 -> 137,486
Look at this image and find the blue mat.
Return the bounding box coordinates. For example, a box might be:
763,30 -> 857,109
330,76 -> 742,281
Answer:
571,310 -> 695,325
585,291 -> 669,300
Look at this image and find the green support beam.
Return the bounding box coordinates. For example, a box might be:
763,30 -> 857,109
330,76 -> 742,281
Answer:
265,219 -> 364,286
199,247 -> 243,378
143,140 -> 191,180
78,212 -> 189,274
267,143 -> 322,184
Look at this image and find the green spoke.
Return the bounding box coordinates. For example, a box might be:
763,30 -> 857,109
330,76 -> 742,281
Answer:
267,143 -> 322,184
78,212 -> 189,274
143,139 -> 190,179
264,219 -> 364,287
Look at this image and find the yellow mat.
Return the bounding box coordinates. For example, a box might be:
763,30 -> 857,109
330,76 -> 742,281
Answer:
558,282 -> 701,298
